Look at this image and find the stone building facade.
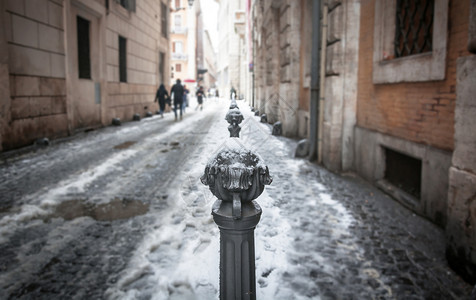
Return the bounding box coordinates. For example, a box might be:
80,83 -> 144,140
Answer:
170,0 -> 191,84
251,0 -> 304,136
446,0 -> 476,283
216,0 -> 245,99
250,0 -> 476,282
0,0 -> 171,151
202,30 -> 217,90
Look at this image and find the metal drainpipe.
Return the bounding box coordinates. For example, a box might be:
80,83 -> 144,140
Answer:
317,3 -> 328,164
308,0 -> 322,161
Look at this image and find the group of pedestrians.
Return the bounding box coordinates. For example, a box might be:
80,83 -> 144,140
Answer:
154,79 -> 206,121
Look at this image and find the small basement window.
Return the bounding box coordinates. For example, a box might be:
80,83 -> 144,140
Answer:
384,148 -> 422,199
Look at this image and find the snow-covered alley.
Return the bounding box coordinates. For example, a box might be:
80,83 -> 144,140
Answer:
0,98 -> 472,299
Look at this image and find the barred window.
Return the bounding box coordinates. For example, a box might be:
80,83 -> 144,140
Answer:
394,0 -> 434,58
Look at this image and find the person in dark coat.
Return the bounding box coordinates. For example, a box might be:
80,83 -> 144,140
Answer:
196,86 -> 205,111
170,79 -> 185,120
155,84 -> 169,118
182,84 -> 189,113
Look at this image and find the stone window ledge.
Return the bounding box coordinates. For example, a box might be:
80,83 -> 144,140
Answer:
372,0 -> 448,84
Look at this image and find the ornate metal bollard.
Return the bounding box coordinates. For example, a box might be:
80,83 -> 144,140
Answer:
260,114 -> 267,123
225,108 -> 244,138
201,140 -> 272,300
230,100 -> 239,109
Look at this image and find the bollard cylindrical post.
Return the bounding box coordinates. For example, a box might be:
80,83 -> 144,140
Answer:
213,200 -> 261,300
201,140 -> 272,300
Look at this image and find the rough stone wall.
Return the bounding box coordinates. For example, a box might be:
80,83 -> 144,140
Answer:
2,0 -> 68,149
297,0 -> 312,138
356,0 -> 470,152
446,0 -> 476,283
322,0 -> 360,172
278,0 -> 301,136
252,0 -> 302,137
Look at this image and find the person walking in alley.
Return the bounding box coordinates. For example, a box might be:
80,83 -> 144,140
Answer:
154,84 -> 169,118
196,86 -> 205,111
230,86 -> 236,100
170,79 -> 185,121
182,85 -> 189,114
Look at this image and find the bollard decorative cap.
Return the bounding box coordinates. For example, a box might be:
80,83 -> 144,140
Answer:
225,108 -> 244,125
229,100 -> 239,109
201,140 -> 272,218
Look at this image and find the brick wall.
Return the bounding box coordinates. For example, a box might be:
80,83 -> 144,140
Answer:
357,0 -> 471,152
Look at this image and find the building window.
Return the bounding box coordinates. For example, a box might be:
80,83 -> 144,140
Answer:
77,16 -> 91,79
174,15 -> 182,27
159,52 -> 165,84
173,41 -> 183,53
176,63 -> 181,72
175,0 -> 181,9
161,2 -> 168,38
394,0 -> 434,58
118,0 -> 136,12
119,36 -> 127,82
372,0 -> 448,83
384,147 -> 422,199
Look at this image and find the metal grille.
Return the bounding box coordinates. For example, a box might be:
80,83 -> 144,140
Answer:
394,0 -> 434,58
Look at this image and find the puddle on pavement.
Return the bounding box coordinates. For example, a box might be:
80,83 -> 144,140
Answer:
114,141 -> 137,149
51,198 -> 149,221
0,205 -> 12,214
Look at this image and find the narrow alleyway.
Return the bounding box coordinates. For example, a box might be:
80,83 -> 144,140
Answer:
0,98 -> 472,299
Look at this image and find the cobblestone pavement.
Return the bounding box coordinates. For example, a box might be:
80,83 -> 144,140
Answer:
0,99 -> 473,299
239,105 -> 473,299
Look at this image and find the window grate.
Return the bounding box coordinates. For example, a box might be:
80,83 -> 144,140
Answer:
394,0 -> 434,58
384,148 -> 422,199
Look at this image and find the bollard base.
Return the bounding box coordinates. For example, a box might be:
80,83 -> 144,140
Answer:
212,200 -> 261,300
